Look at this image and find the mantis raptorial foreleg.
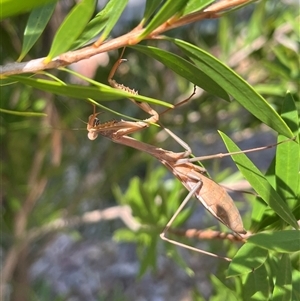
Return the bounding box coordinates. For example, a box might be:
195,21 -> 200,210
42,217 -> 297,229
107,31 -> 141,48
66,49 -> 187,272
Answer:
107,48 -> 197,123
89,51 -> 198,140
108,48 -> 159,124
87,104 -> 148,140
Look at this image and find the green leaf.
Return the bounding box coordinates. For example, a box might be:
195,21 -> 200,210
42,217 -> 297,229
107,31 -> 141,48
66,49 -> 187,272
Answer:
242,264 -> 269,301
142,0 -> 163,23
18,2 -> 56,61
131,44 -> 230,101
182,0 -> 214,15
254,84 -> 289,97
250,94 -> 299,232
219,131 -> 298,229
273,254 -> 292,301
71,9 -> 109,49
210,274 -> 238,301
139,0 -> 187,40
0,108 -> 47,117
250,197 -> 269,233
114,228 -> 138,243
292,268 -> 300,301
47,0 -> 96,60
138,233 -> 158,276
9,75 -> 172,109
275,93 -> 300,207
227,244 -> 268,277
170,38 -> 294,138
247,0 -> 266,41
247,231 -> 300,253
97,0 -> 128,44
0,0 -> 57,20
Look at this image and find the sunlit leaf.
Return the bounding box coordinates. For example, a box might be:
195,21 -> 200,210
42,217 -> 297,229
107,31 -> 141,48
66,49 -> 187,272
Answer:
18,2 -> 56,61
242,264 -> 269,301
247,231 -> 300,253
211,274 -> 239,301
219,131 -> 298,229
142,0 -> 163,23
275,93 -> 299,207
0,108 -> 47,117
47,0 -> 96,60
71,10 -> 109,49
227,244 -> 268,277
9,75 -> 173,108
96,0 -> 128,44
182,0 -> 214,15
139,0 -> 187,40
273,254 -> 292,301
138,233 -> 158,276
0,0 -> 57,20
132,45 -> 229,101
170,38 -> 294,138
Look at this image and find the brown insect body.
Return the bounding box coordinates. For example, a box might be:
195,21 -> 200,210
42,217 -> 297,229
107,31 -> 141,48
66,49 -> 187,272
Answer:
88,121 -> 246,234
165,161 -> 246,234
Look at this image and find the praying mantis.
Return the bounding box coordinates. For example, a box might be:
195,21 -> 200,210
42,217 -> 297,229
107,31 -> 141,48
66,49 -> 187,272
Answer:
86,50 -> 249,260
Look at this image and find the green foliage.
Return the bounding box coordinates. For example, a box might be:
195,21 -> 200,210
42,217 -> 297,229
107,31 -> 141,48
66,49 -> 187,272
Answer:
0,0 -> 58,20
1,0 -> 299,300
113,165 -> 193,275
18,2 -> 56,61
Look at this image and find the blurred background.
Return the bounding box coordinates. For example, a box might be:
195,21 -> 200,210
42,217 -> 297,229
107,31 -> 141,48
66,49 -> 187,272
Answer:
1,0 -> 299,300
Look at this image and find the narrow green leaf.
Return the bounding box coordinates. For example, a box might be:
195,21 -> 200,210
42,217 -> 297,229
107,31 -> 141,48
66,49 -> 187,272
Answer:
139,0 -> 187,40
227,244 -> 268,277
242,265 -> 269,301
170,38 -> 294,138
219,131 -> 298,229
252,94 -> 300,232
138,233 -> 158,277
47,0 -> 96,60
247,231 -> 300,253
0,108 -> 47,117
9,75 -> 172,108
273,254 -> 292,301
97,0 -> 128,43
252,205 -> 300,234
18,2 -> 56,61
276,93 -> 300,207
218,15 -> 231,58
131,44 -> 230,101
71,10 -> 109,49
143,0 -> 163,23
250,197 -> 269,233
124,178 -> 147,219
254,84 -> 289,97
247,0 -> 266,41
273,46 -> 297,74
182,0 -> 214,15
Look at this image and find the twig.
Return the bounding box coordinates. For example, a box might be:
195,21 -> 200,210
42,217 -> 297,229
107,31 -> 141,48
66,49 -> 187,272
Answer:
169,228 -> 251,243
0,0 -> 254,76
27,205 -> 140,242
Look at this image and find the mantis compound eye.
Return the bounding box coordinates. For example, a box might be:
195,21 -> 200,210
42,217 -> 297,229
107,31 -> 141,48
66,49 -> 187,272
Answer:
93,118 -> 100,127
